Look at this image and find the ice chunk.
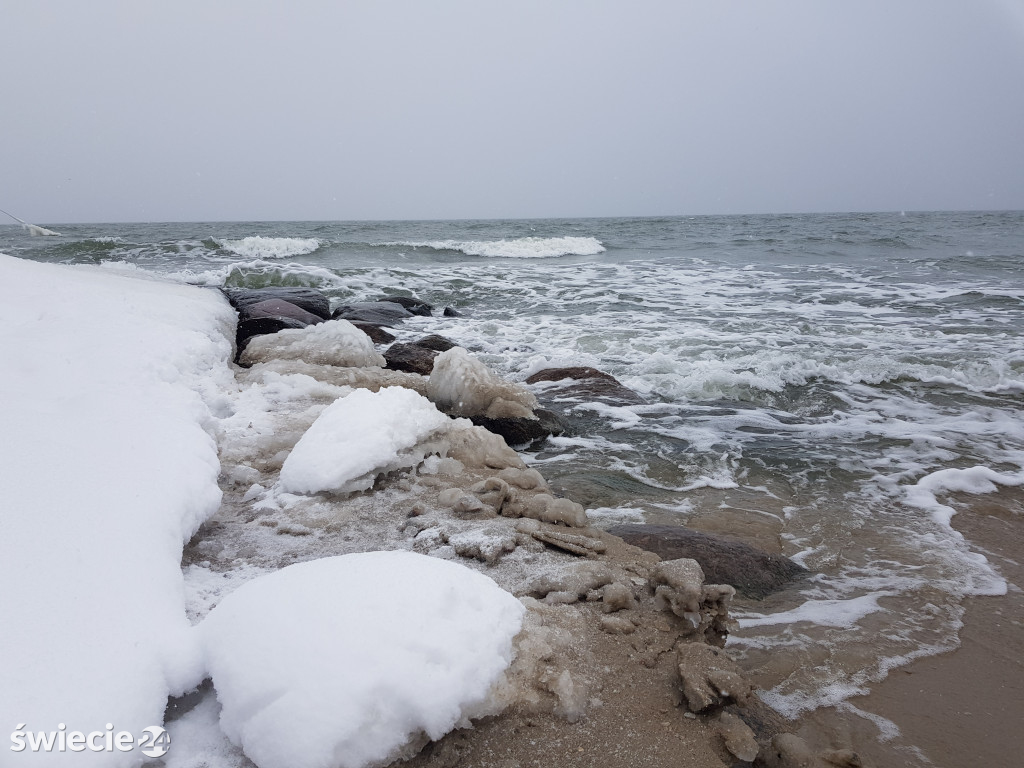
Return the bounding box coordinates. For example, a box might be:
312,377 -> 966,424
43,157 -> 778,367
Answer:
427,346 -> 537,418
279,386 -> 450,494
240,318 -> 386,368
198,551 -> 525,768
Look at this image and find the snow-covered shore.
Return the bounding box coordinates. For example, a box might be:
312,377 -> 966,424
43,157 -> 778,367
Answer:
0,258 -> 527,768
0,255 -> 235,764
1,254 -> 815,768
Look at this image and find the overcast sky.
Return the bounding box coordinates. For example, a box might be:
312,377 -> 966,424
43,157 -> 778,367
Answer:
3,1 -> 1023,223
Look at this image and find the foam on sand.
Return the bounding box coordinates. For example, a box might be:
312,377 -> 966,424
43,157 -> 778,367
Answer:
198,551 -> 525,768
0,254 -> 235,765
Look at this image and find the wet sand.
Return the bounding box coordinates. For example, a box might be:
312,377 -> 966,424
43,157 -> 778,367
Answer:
799,490 -> 1024,767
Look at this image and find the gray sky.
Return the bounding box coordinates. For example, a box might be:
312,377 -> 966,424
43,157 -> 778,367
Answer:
3,0 -> 1023,223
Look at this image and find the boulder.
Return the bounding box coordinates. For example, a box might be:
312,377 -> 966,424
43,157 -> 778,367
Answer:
469,414 -> 556,448
385,342 -> 441,376
236,316 -> 307,354
443,306 -> 462,317
525,366 -> 645,405
351,323 -> 396,344
332,301 -> 412,327
412,334 -> 458,352
376,296 -> 433,317
241,298 -> 325,326
222,287 -> 331,320
383,335 -> 460,375
608,524 -> 807,599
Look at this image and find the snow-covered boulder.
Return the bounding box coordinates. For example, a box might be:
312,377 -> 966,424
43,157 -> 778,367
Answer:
427,346 -> 537,419
240,318 -> 386,368
279,386 -> 450,494
199,551 -> 525,768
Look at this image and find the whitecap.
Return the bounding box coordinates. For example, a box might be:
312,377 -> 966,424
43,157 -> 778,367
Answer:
220,236 -> 322,260
378,236 -> 605,259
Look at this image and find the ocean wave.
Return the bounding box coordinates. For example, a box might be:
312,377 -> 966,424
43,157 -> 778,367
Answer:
220,236 -> 322,260
379,236 -> 605,259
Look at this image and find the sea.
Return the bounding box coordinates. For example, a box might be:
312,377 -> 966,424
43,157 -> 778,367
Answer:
3,210 -> 1022,727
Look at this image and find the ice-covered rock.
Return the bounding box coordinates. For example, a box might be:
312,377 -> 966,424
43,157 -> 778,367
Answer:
279,386 -> 450,495
675,643 -> 752,713
199,551 -> 525,768
427,346 -> 537,419
240,318 -> 387,368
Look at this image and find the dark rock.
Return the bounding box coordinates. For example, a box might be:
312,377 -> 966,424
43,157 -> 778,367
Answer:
526,366 -> 621,385
377,296 -> 433,317
332,301 -> 412,327
384,342 -> 440,375
443,306 -> 462,317
383,335 -> 459,374
241,299 -> 324,326
352,323 -> 396,344
469,412 -> 563,449
236,316 -> 307,355
607,524 -> 808,599
525,366 -> 645,405
413,334 -> 458,352
223,287 -> 331,320
535,408 -> 568,438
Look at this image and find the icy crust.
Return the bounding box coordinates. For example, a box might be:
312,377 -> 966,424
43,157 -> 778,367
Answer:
0,254 -> 235,765
240,318 -> 386,368
199,552 -> 525,768
279,387 -> 452,495
427,346 -> 538,419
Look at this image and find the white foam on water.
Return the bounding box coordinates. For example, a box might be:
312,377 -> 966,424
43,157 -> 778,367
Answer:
736,593 -> 893,630
379,236 -> 605,258
220,235 -> 322,260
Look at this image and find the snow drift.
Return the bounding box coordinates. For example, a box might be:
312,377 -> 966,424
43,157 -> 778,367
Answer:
0,254 -> 235,766
199,551 -> 526,768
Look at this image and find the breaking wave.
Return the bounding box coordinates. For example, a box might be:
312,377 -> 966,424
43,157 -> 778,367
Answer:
379,236 -> 605,259
220,236 -> 322,260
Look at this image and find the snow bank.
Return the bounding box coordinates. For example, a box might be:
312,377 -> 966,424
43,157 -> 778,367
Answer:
0,254 -> 235,765
427,346 -> 538,419
240,318 -> 386,368
199,551 -> 526,768
279,386 -> 451,494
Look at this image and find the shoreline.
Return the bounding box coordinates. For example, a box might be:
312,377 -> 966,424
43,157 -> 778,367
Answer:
794,489 -> 1024,767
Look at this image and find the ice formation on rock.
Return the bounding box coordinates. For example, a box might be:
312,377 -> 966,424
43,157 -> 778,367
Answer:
240,318 -> 386,368
427,346 -> 538,419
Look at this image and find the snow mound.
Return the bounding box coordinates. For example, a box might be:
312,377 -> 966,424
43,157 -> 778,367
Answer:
279,386 -> 451,494
427,346 -> 538,419
240,318 -> 386,368
0,254 -> 235,765
199,551 -> 526,768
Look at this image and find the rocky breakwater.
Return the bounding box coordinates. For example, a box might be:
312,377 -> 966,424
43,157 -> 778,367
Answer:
189,285 -> 858,768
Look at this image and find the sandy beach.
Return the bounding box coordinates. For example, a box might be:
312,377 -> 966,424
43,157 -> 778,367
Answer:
795,489 -> 1024,767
